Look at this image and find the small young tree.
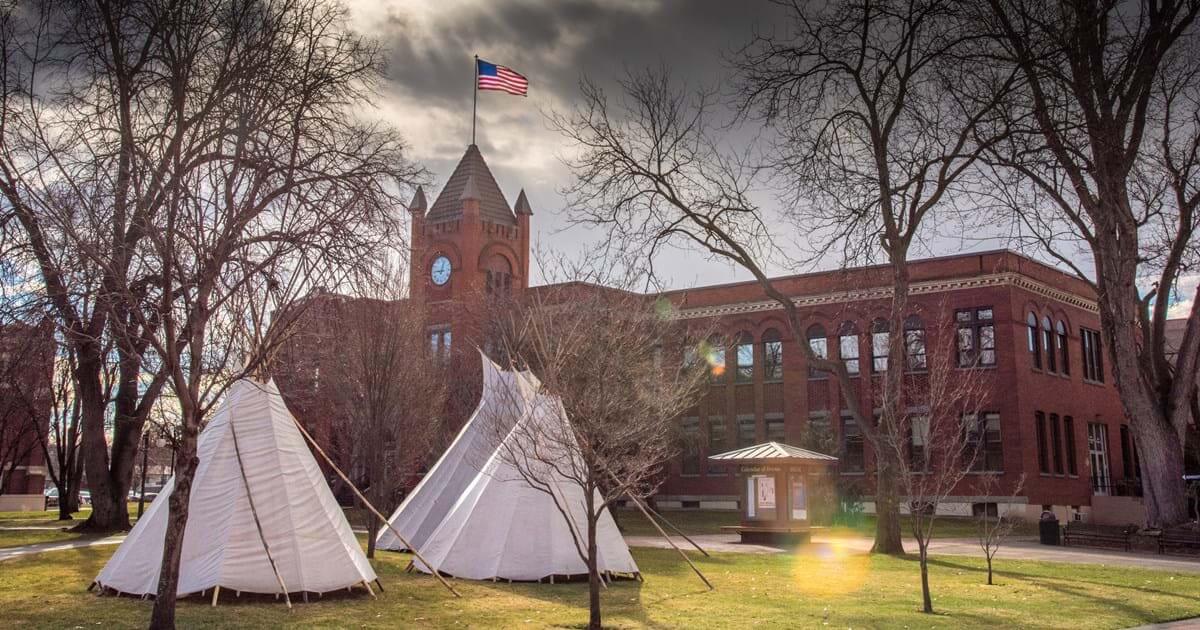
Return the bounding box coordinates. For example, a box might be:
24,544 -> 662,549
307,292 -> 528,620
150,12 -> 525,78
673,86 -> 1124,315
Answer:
490,278 -> 707,630
323,285 -> 448,559
883,311 -> 989,614
35,338 -> 87,520
973,471 -> 1025,586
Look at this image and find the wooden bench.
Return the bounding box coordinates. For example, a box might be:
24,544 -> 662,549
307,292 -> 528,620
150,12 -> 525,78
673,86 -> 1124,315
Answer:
1157,528 -> 1200,555
1061,522 -> 1136,551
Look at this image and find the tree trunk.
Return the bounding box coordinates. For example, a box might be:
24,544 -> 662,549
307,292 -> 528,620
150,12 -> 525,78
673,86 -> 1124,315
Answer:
1097,253 -> 1190,527
367,515 -> 378,559
149,427 -> 199,630
588,516 -> 601,630
986,554 -> 993,586
74,362 -> 131,533
872,453 -> 906,555
919,544 -> 933,614
870,252 -> 908,556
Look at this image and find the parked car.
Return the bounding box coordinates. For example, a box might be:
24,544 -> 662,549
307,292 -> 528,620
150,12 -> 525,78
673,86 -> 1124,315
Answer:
44,487 -> 59,509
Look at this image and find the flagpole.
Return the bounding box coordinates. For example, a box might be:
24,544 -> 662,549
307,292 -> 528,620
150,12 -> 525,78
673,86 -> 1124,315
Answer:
472,54 -> 478,145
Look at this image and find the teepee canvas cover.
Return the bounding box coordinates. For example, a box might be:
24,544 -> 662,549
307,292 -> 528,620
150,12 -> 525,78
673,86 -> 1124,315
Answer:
375,356 -> 533,553
95,379 -> 376,596
379,354 -> 638,581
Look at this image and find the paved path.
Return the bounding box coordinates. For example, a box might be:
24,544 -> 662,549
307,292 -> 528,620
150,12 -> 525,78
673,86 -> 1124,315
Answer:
0,535 -> 125,562
0,526 -> 72,531
625,533 -> 1200,573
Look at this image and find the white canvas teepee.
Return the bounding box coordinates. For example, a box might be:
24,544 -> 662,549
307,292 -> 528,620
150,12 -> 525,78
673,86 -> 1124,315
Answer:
95,379 -> 376,597
378,354 -> 638,581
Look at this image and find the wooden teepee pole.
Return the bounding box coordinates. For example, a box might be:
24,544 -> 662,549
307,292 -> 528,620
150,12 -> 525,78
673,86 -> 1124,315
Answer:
638,500 -> 709,557
611,472 -> 712,590
289,415 -> 462,598
228,417 -> 294,609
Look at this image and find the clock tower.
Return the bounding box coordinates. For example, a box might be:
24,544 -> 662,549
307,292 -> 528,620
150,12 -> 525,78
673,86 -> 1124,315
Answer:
408,143 -> 531,370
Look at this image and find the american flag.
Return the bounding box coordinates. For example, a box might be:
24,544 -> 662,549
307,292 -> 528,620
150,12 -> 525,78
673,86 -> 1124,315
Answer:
477,59 -> 528,96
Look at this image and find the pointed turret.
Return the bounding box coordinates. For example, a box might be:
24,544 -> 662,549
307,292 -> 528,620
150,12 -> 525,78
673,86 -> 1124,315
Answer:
408,186 -> 428,213
514,189 -> 533,216
426,145 -> 516,226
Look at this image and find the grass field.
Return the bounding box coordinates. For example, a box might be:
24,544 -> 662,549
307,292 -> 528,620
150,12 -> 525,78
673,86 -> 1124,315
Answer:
0,506 -> 141,550
1,538 -> 1198,629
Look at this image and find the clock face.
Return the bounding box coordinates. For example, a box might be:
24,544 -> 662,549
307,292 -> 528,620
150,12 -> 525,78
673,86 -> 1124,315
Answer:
430,255 -> 452,286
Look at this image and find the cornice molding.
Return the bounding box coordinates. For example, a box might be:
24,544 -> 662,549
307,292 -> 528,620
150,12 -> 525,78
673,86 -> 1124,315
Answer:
668,272 -> 1098,320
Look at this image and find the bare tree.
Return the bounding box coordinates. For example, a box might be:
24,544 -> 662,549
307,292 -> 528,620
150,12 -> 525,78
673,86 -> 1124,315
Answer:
552,0 -> 1013,555
883,310 -> 989,613
72,0 -> 421,626
981,0 -> 1200,526
489,276 -> 706,630
973,471 -> 1025,586
317,284 -> 448,559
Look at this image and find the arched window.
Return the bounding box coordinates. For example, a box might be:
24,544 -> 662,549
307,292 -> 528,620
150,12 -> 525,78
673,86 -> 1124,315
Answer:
904,315 -> 927,371
871,318 -> 890,372
762,329 -> 783,382
705,336 -> 726,382
735,332 -> 755,383
1041,315 -> 1056,372
838,321 -> 860,375
1027,312 -> 1041,369
807,324 -> 828,379
1056,320 -> 1070,375
485,254 -> 513,296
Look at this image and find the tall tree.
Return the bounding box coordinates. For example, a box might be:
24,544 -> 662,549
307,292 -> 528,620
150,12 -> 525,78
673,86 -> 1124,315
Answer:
552,0 -> 1014,554
982,0 -> 1200,526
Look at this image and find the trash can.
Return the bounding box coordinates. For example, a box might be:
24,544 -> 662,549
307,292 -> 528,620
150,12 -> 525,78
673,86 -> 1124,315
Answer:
1039,511 -> 1060,546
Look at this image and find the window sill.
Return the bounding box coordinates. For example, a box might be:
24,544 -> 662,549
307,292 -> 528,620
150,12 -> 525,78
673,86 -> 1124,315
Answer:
679,473 -> 701,478
840,471 -> 866,476
1082,379 -> 1106,387
957,364 -> 997,371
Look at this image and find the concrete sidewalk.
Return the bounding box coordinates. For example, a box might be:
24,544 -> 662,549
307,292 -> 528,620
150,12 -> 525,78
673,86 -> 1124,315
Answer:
0,535 -> 125,562
625,533 -> 1200,573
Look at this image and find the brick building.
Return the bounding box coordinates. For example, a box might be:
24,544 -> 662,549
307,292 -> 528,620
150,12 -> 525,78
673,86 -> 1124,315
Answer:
280,144 -> 1138,524
0,321 -> 53,511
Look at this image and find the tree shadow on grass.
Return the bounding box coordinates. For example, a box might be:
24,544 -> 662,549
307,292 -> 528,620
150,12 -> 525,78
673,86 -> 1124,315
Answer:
923,555 -> 1200,623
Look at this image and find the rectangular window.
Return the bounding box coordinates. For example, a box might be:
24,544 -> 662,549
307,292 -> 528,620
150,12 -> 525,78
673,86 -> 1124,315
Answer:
707,415 -> 727,474
909,415 -> 930,470
871,331 -> 889,372
709,345 -> 726,382
1064,416 -> 1077,476
966,412 -> 1003,472
956,308 -> 996,367
1088,422 -> 1111,495
763,339 -> 783,381
841,416 -> 864,473
737,414 -> 756,448
681,416 -> 701,475
736,341 -> 754,383
1119,425 -> 1137,479
1035,411 -> 1050,474
840,334 -> 860,375
1081,328 -> 1105,382
766,413 -> 785,443
429,327 -> 451,359
1050,413 -> 1064,475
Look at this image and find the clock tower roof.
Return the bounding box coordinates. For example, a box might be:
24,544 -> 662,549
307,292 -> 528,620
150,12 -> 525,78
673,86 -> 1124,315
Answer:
426,144 -> 516,226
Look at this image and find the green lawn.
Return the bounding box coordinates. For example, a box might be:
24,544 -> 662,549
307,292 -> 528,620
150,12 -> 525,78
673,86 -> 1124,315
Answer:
0,505 -> 142,550
1,539 -> 1198,628
616,509 -> 1035,539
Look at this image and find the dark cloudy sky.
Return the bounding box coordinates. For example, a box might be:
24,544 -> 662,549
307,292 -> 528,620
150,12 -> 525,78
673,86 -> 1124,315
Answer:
342,0 -> 1197,314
